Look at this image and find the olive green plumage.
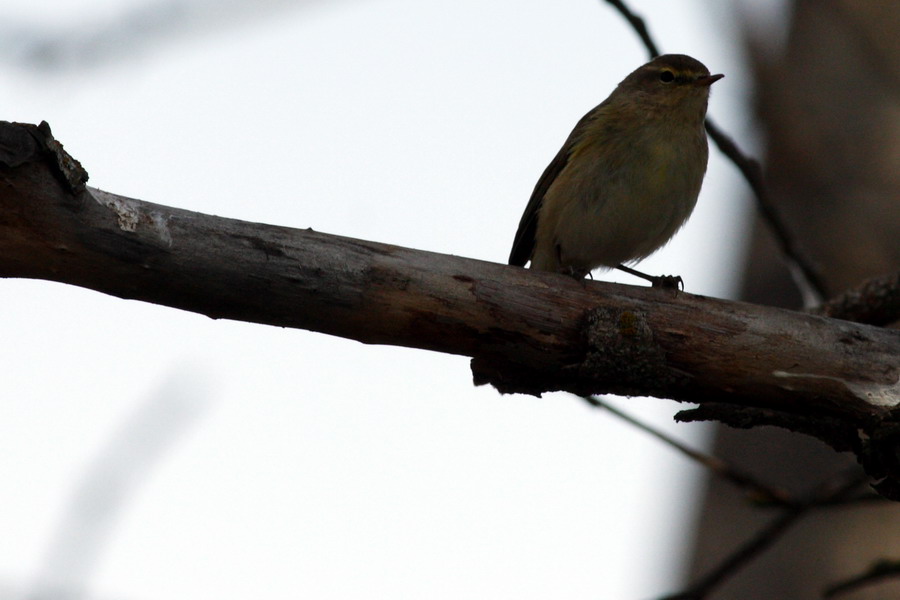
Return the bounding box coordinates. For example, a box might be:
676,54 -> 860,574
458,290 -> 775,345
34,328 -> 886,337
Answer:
509,54 -> 723,279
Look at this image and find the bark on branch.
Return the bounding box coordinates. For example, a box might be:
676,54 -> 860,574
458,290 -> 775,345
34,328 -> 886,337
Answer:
2,120 -> 900,490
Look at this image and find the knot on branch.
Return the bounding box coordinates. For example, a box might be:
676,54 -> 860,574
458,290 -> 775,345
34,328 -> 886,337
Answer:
0,120 -> 88,193
581,306 -> 689,397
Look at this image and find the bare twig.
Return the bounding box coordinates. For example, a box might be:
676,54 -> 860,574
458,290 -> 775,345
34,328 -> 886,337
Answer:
581,395 -> 794,506
824,559 -> 900,599
601,0 -> 660,57
703,122 -> 828,305
662,470 -> 869,600
816,492 -> 887,509
600,0 -> 829,305
585,396 -> 884,599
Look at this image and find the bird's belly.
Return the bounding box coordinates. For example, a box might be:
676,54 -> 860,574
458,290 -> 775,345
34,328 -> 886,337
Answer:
548,152 -> 701,271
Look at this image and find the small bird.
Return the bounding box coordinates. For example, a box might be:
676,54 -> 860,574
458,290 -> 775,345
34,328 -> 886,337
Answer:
508,54 -> 723,286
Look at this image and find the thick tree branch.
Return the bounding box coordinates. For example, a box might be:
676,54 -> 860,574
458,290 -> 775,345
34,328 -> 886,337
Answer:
2,120 -> 900,488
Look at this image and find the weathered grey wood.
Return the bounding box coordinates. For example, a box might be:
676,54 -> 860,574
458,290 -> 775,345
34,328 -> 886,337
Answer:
1,120 -> 898,440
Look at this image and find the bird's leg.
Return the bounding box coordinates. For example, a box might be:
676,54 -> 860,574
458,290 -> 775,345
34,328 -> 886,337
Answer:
616,264 -> 683,290
554,243 -> 591,280
561,265 -> 591,280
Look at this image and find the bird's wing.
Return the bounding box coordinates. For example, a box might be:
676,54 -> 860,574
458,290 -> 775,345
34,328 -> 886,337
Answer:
507,107 -> 600,267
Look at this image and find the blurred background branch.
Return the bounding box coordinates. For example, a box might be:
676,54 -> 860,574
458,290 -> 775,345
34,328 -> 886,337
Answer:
1,0 -> 331,73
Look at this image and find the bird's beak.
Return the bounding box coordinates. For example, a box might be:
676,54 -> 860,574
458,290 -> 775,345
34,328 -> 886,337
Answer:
696,73 -> 724,86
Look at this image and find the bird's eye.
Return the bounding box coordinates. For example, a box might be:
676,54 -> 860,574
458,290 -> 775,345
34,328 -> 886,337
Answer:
659,70 -> 675,83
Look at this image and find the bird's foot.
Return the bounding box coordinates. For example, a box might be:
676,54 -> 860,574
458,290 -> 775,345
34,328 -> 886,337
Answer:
616,265 -> 684,291
649,274 -> 684,291
561,266 -> 592,280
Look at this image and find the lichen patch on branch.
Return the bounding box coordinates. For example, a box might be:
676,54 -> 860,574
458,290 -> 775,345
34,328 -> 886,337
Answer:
89,187 -> 173,247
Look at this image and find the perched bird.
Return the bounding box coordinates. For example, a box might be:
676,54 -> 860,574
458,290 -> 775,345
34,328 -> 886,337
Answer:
508,54 -> 723,286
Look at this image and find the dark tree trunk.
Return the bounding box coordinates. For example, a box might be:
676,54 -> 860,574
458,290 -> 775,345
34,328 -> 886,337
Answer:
686,1 -> 900,598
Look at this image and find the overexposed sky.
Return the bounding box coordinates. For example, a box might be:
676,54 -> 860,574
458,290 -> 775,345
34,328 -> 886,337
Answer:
1,1 -> 761,598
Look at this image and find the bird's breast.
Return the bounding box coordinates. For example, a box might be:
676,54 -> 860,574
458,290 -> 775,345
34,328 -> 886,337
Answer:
535,121 -> 708,271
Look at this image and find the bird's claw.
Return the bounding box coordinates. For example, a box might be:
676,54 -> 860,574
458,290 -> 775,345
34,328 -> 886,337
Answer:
650,274 -> 684,291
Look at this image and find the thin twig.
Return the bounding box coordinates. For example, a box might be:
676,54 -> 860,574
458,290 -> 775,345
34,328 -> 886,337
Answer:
662,470 -> 869,600
704,121 -> 828,305
581,395 -> 794,507
824,559 -> 900,599
816,492 -> 887,508
602,0 -> 660,57
600,0 -> 829,305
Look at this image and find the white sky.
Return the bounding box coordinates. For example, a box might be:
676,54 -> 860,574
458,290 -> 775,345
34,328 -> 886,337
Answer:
1,1 -> 761,598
